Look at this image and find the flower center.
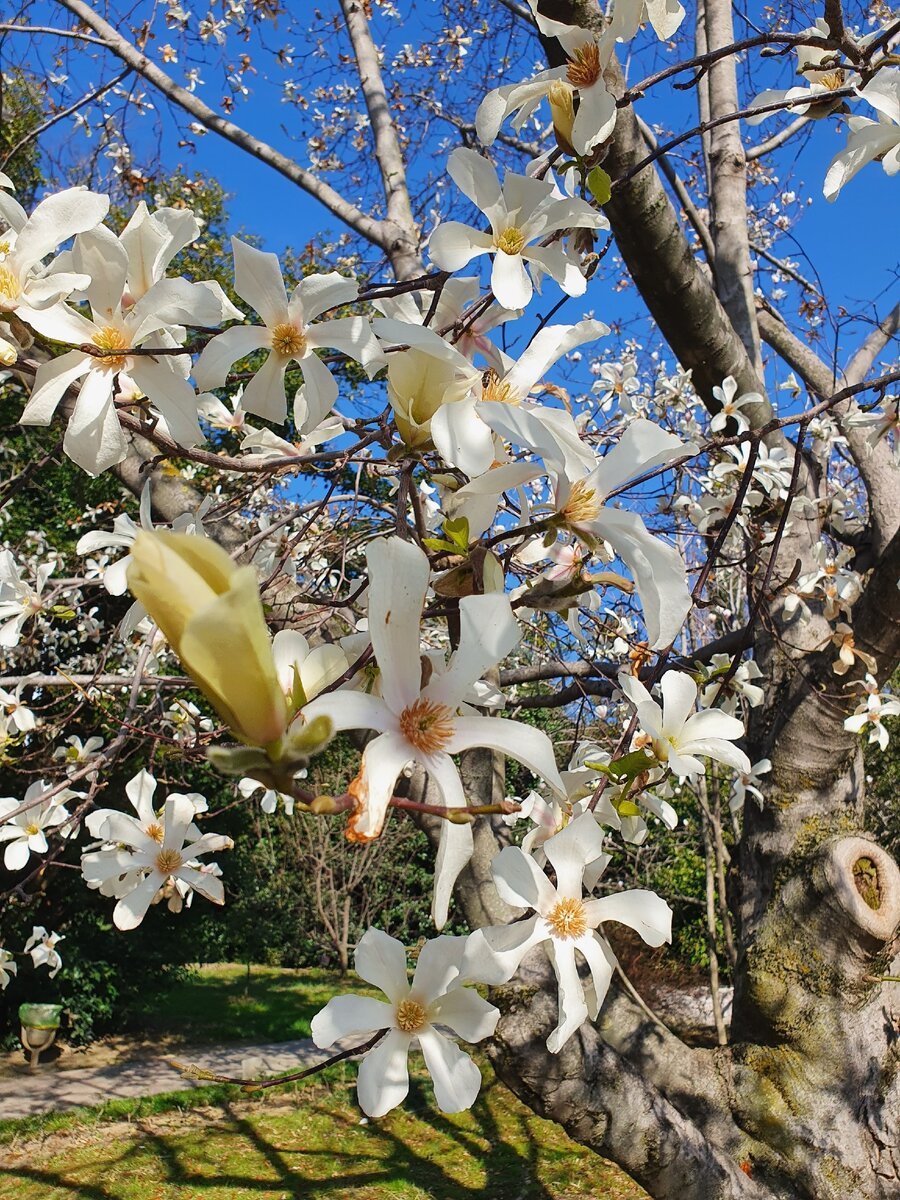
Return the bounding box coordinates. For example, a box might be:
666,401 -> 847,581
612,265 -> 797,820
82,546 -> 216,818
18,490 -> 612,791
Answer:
398,698 -> 455,755
566,42 -> 602,89
270,322 -> 307,358
817,69 -> 845,91
494,226 -> 526,256
0,265 -> 21,306
154,847 -> 183,875
562,479 -> 602,526
146,821 -> 165,844
546,897 -> 588,940
25,823 -> 40,836
395,998 -> 428,1033
481,369 -> 518,404
92,326 -> 130,371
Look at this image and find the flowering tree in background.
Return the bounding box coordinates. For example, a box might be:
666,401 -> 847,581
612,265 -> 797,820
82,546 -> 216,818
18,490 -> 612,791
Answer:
0,0 -> 899,1196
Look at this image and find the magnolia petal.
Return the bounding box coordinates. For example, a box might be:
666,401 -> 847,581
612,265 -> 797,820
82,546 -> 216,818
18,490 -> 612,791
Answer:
14,188 -> 109,274
311,993 -> 395,1047
680,738 -> 751,774
546,940 -> 589,1053
302,690 -> 394,735
356,1029 -> 411,1117
292,271 -> 358,323
241,351 -> 288,424
445,147 -> 505,227
295,351 -> 338,431
491,251 -> 532,310
232,237 -> 288,328
4,838 -> 31,872
543,812 -> 607,900
659,671 -> 699,735
590,418 -> 685,497
430,393 -> 496,477
366,537 -> 430,715
21,350 -> 91,426
350,732 -> 413,840
679,707 -> 744,744
429,222 -> 494,272
129,358 -> 203,449
427,593 -> 520,710
418,1028 -> 483,1113
194,325 -> 270,390
583,888 -> 673,947
432,986 -> 499,1042
577,931 -> 617,1018
491,844 -> 557,912
571,81 -> 618,155
427,754 -> 475,930
113,871 -> 163,930
446,715 -> 565,796
63,370 -> 127,475
411,933 -> 466,1002
461,915 -> 542,985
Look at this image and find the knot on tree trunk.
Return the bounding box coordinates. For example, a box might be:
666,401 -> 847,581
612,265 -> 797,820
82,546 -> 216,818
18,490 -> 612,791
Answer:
737,836 -> 900,1048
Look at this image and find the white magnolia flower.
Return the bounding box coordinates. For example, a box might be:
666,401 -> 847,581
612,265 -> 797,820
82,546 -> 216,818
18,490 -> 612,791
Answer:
593,360 -> 641,413
21,223 -> 234,473
483,415 -> 691,648
237,777 -> 296,815
53,734 -> 105,776
0,682 -> 37,733
619,671 -> 751,776
302,536 -> 565,927
730,758 -> 772,813
710,442 -> 792,498
465,813 -> 672,1051
699,654 -> 765,715
24,926 -> 64,978
0,187 -> 109,317
824,70 -> 900,200
195,239 -> 383,429
0,947 -> 16,989
199,387 -> 248,434
749,21 -> 855,127
311,927 -> 499,1118
844,676 -> 900,752
709,376 -> 762,434
81,789 -> 232,929
476,11 -> 616,157
429,148 -> 608,310
0,781 -> 74,871
830,623 -> 878,677
0,550 -> 53,647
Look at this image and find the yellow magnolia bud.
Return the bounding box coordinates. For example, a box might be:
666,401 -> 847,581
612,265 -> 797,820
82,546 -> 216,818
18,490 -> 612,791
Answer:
127,531 -> 287,750
547,80 -> 577,158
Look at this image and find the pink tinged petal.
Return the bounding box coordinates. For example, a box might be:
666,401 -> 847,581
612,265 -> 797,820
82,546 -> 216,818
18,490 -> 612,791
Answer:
365,536 -> 430,714
20,350 -> 91,426
543,812 -> 606,900
583,889 -> 673,947
446,147 -> 505,225
62,370 -> 126,476
491,251 -> 532,311
576,932 -> 617,1019
295,350 -> 338,431
4,838 -> 31,871
427,593 -> 520,709
357,1029 -> 411,1117
411,933 -> 467,1002
301,690 -> 394,735
446,715 -> 565,797
193,325 -> 270,390
74,226 -> 129,322
231,236 -> 288,328
113,871 -> 164,930
430,393 -> 496,477
592,507 -> 690,648
491,845 -> 557,912
545,940 -> 589,1053
571,82 -> 618,155
426,755 -> 475,929
418,1027 -> 483,1113
679,708 -> 744,743
311,994 -> 396,1048
14,189 -> 109,273
240,351 -> 288,424
431,987 -> 499,1042
353,927 -> 409,1003
461,916 -> 543,985
659,671 -> 699,736
129,358 -> 202,448
429,221 -> 494,272
591,418 -> 686,498
291,271 -> 358,323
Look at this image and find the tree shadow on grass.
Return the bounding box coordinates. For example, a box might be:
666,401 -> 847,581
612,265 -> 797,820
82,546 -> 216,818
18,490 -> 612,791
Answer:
0,1074 -> 575,1199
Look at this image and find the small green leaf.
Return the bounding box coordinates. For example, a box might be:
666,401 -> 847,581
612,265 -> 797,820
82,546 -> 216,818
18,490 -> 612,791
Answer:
444,515 -> 470,551
587,166 -> 612,205
423,537 -> 458,554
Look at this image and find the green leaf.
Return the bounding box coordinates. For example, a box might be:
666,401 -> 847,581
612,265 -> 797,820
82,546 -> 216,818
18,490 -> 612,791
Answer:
587,166 -> 612,205
444,515 -> 470,552
422,537 -> 458,554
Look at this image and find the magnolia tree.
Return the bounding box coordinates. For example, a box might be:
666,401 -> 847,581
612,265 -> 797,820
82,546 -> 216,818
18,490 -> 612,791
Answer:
0,0 -> 899,1196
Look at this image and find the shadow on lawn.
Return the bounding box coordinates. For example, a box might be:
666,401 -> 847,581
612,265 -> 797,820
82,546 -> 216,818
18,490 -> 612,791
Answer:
5,1077 -> 569,1199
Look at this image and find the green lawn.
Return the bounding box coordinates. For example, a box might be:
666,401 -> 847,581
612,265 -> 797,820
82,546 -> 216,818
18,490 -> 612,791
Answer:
0,964 -> 648,1199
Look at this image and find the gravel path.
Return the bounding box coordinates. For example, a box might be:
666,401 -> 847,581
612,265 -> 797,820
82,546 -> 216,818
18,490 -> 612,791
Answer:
0,1039 -> 327,1120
